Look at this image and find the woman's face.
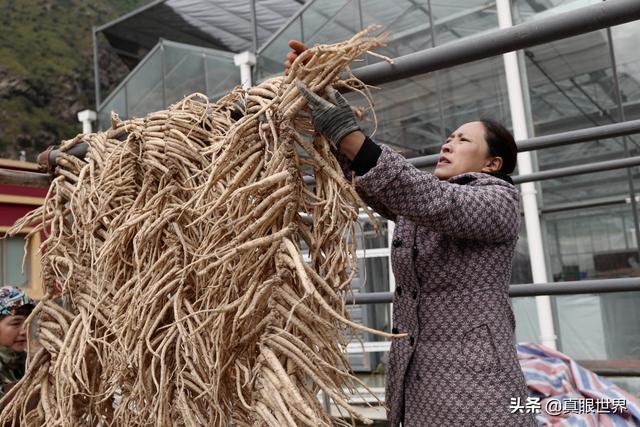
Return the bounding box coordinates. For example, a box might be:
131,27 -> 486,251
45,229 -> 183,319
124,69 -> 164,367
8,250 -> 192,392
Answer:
434,121 -> 503,180
0,315 -> 28,352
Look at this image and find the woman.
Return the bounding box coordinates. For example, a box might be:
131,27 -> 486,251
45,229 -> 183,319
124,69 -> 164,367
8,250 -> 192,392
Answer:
0,286 -> 34,401
287,41 -> 537,426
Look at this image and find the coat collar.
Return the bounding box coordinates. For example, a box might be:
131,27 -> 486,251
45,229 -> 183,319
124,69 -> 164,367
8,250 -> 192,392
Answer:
447,172 -> 514,186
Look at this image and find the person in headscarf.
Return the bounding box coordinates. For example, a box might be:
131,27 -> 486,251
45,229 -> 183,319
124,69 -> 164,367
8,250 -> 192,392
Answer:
0,286 -> 35,400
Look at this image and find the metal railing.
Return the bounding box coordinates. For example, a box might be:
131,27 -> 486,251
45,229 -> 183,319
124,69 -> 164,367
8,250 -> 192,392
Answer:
351,0 -> 640,86
345,278 -> 640,377
407,119 -> 640,169
298,0 -> 640,186
347,277 -> 640,305
4,116 -> 640,189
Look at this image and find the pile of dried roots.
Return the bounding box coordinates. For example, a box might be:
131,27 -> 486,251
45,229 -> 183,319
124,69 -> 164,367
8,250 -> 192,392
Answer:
2,27 -> 395,426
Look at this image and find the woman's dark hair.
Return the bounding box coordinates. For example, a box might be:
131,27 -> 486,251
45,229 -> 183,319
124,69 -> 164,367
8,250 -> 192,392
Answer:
15,304 -> 34,317
479,119 -> 518,174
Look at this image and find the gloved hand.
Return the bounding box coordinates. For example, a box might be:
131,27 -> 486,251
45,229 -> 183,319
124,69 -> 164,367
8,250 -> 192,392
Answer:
296,81 -> 360,145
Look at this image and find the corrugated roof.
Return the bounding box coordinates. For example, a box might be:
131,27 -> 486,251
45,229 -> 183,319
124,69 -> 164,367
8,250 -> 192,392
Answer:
98,0 -> 306,62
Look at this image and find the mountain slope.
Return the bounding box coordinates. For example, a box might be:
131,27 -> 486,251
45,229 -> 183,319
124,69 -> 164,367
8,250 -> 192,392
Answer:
0,0 -> 146,159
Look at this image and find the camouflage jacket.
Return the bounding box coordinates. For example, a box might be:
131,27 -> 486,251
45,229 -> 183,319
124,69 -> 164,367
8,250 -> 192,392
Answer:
0,347 -> 25,399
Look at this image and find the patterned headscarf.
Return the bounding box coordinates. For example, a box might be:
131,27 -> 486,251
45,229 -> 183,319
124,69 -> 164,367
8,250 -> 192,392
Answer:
0,287 -> 34,316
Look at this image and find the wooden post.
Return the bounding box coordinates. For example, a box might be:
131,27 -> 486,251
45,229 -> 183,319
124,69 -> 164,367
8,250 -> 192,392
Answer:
0,168 -> 51,188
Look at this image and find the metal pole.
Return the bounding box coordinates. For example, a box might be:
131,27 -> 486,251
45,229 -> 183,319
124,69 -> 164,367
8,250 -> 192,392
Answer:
427,0 -> 446,140
203,52 -> 209,97
513,156 -> 640,184
234,52 -> 257,89
496,0 -> 556,349
405,118 -> 640,169
161,42 -> 167,108
541,196 -> 630,214
92,27 -> 101,110
518,119 -> 640,152
303,155 -> 640,187
605,24 -> 640,258
77,110 -> 96,134
250,0 -> 258,53
352,0 -> 640,86
124,82 -> 129,118
16,145 -> 640,189
512,278 -> 640,296
348,277 -> 640,305
386,220 -> 395,329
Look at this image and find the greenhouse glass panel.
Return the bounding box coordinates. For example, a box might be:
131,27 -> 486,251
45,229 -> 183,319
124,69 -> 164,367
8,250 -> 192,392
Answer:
356,55 -> 510,159
539,166 -> 633,207
428,0 -> 499,47
256,17 -> 302,80
513,296 -> 540,344
360,0 -> 432,61
163,44 -> 206,105
302,0 -> 352,44
551,291 -> 640,361
524,29 -> 617,138
611,20 -> 640,122
543,205 -> 640,281
98,40 -> 238,128
205,55 -> 241,100
98,88 -> 126,130
126,49 -> 164,118
513,0 -> 600,24
300,0 -> 360,47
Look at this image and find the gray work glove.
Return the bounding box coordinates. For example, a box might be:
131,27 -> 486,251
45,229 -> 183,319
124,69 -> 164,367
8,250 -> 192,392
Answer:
296,81 -> 360,145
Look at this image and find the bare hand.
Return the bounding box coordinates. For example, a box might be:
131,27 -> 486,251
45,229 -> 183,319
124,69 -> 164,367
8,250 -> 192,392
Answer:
284,40 -> 308,75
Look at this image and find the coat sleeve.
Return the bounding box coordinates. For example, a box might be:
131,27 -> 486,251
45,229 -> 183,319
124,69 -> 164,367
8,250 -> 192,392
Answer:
332,148 -> 397,222
356,146 -> 520,242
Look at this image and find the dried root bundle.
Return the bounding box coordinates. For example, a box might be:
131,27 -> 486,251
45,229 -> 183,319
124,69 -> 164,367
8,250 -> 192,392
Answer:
2,27 -> 392,426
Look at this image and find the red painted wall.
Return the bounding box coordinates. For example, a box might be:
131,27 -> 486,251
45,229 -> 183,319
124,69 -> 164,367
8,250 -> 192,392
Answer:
0,204 -> 40,228
0,184 -> 47,199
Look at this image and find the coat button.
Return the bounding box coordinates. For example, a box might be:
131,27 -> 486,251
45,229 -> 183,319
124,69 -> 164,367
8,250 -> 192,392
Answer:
392,238 -> 402,248
412,290 -> 418,300
395,286 -> 402,297
392,327 -> 399,334
409,336 -> 415,346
